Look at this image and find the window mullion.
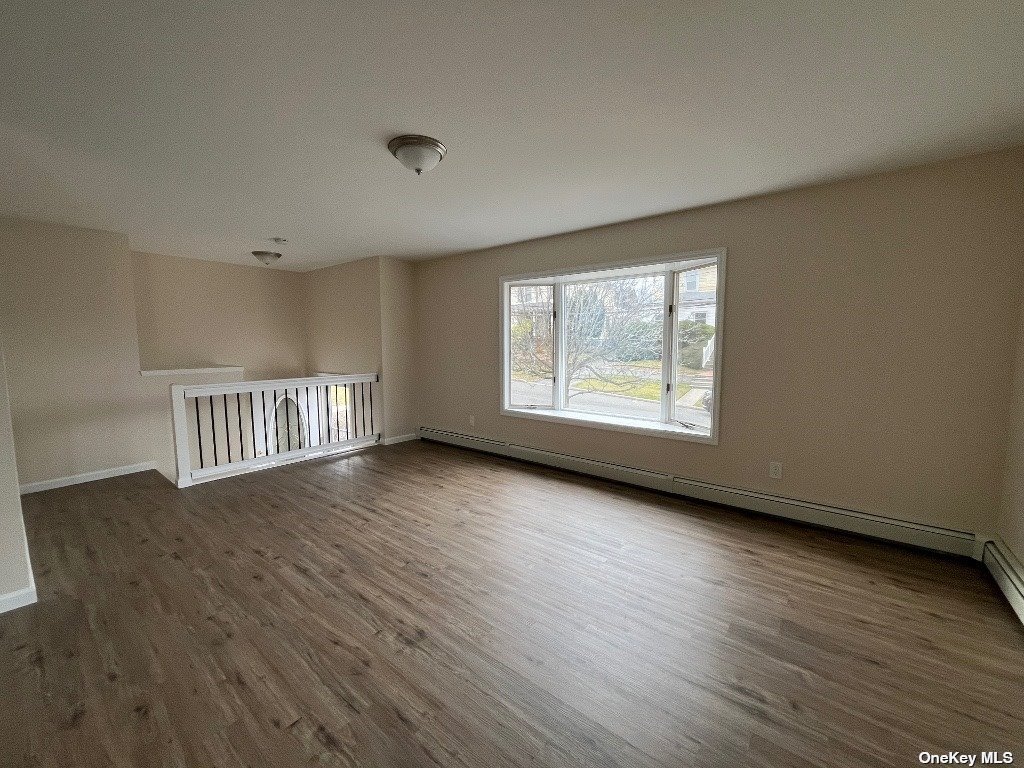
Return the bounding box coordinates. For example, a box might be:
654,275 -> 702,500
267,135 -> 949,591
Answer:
553,282 -> 567,411
660,271 -> 675,423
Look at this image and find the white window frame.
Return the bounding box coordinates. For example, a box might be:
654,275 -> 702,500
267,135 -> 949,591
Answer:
500,248 -> 726,444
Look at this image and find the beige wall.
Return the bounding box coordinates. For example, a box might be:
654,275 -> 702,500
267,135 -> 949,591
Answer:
133,252 -> 313,481
379,257 -> 418,439
6,148 -> 1024,550
998,182 -> 1024,566
302,256 -> 388,439
0,218 -> 149,485
1000,315 -> 1024,565
133,251 -> 306,379
0,218 -> 396,488
414,148 -> 1024,534
0,338 -> 34,602
303,256 -> 382,375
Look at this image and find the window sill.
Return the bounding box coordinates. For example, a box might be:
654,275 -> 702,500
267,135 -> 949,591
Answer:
501,407 -> 717,444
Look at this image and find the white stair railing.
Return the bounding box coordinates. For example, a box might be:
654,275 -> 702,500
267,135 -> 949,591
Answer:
171,373 -> 379,487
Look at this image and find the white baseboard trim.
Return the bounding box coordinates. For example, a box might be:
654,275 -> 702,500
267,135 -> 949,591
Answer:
20,462 -> 158,495
418,427 -> 978,559
983,538 -> 1024,625
383,434 -> 420,446
0,585 -> 37,614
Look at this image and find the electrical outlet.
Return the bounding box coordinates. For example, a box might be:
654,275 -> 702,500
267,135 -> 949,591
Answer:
469,415 -> 475,427
769,462 -> 783,480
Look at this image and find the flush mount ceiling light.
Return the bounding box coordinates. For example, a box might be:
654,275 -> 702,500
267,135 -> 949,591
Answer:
252,250 -> 282,265
387,135 -> 446,175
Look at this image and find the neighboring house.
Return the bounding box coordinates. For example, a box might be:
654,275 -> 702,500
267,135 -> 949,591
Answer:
679,266 -> 717,327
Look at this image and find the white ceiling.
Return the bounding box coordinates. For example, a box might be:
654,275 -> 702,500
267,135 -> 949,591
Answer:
1,1 -> 1022,271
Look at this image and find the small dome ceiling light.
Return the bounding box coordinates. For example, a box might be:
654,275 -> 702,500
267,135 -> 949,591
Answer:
387,135 -> 446,175
252,250 -> 282,265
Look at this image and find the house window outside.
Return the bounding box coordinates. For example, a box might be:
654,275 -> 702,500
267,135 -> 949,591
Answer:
502,251 -> 724,442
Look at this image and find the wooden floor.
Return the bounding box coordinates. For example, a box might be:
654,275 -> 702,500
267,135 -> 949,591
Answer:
1,441 -> 1021,767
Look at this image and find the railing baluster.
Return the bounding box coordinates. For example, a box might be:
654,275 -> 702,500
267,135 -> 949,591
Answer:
274,389 -> 281,454
249,392 -> 256,460
223,394 -> 232,463
285,390 -> 292,452
304,387 -> 311,448
236,393 -> 244,460
314,385 -> 322,445
262,390 -> 268,456
194,397 -> 205,469
361,382 -> 367,438
209,395 -> 219,466
368,380 -> 374,434
334,385 -> 340,441
348,384 -> 353,439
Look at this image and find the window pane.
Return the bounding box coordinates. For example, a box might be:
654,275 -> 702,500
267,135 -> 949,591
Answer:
565,276 -> 665,421
675,264 -> 718,435
509,285 -> 554,407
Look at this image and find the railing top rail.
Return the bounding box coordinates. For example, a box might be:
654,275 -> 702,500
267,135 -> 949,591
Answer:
174,373 -> 378,399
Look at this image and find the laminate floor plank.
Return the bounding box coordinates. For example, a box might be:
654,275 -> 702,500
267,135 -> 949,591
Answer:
1,440 -> 1021,767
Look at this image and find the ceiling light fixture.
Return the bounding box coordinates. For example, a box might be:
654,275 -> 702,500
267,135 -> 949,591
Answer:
387,135 -> 446,175
252,250 -> 282,265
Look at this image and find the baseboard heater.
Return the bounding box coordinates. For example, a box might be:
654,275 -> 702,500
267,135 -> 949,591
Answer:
418,427 -> 978,559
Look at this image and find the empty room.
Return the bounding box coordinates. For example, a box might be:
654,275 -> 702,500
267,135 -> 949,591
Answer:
1,1 -> 1023,766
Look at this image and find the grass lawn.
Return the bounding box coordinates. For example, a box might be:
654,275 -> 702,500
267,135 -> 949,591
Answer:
626,359 -> 663,371
511,372 -> 552,383
573,375 -> 691,402
624,360 -> 707,377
